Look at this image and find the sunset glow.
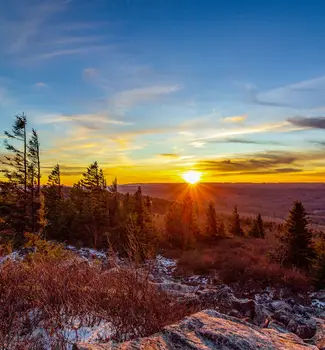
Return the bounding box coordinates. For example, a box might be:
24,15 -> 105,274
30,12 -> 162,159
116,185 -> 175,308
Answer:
182,171 -> 201,184
1,1 -> 325,184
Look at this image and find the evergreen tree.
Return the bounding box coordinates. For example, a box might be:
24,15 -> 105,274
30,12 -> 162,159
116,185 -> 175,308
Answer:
280,201 -> 314,269
229,206 -> 244,237
79,161 -> 106,191
43,164 -> 69,241
249,213 -> 265,238
28,129 -> 41,195
312,236 -> 325,288
206,201 -> 218,237
28,129 -> 41,232
165,195 -> 198,248
1,114 -> 29,240
218,220 -> 226,237
3,114 -> 28,195
108,177 -> 120,228
47,164 -> 62,199
134,186 -> 144,229
72,162 -> 109,248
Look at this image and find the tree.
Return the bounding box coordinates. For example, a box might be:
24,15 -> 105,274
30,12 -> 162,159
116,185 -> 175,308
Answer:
134,186 -> 145,229
28,129 -> 41,233
3,114 -> 28,195
79,161 -> 106,191
165,194 -> 198,248
43,164 -> 67,241
229,206 -> 244,237
206,201 -> 218,237
280,201 -> 314,269
249,213 -> 265,238
313,236 -> 325,288
28,129 -> 41,195
72,162 -> 109,248
47,164 -> 62,199
1,114 -> 28,241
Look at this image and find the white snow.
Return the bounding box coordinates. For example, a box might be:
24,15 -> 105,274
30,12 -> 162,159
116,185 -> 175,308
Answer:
312,299 -> 325,310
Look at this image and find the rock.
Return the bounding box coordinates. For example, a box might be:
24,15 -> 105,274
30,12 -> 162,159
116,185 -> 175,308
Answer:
311,319 -> 325,349
231,297 -> 256,318
271,300 -> 292,313
287,318 -> 317,340
76,310 -> 318,349
310,290 -> 325,302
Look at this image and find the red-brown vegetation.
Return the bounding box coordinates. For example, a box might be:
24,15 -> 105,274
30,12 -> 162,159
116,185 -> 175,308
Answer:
0,252 -> 193,349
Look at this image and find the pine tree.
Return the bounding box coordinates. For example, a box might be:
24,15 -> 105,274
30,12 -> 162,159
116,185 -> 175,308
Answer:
1,114 -> 29,240
229,206 -> 244,237
249,213 -> 265,238
218,220 -> 226,237
43,164 -> 66,241
3,114 -> 28,195
108,177 -> 119,228
134,186 -> 144,230
73,162 -> 109,248
28,129 -> 41,195
181,194 -> 198,247
313,236 -> 325,288
280,201 -> 314,269
79,161 -> 106,191
206,201 -> 218,237
47,164 -> 62,199
28,129 -> 41,233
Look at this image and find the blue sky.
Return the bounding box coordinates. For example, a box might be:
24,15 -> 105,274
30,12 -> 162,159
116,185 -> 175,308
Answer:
1,0 -> 325,183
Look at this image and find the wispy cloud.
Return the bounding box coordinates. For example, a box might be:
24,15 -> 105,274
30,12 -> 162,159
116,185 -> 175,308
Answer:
222,114 -> 247,123
288,116 -> 325,129
34,46 -> 108,61
206,137 -> 281,145
159,153 -> 180,158
192,120 -> 294,142
34,82 -> 48,88
109,85 -> 181,113
253,75 -> 325,108
37,113 -> 132,129
0,1 -> 109,63
196,148 -> 325,177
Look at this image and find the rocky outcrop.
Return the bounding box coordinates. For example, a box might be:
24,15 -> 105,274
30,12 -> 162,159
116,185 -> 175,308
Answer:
76,310 -> 318,350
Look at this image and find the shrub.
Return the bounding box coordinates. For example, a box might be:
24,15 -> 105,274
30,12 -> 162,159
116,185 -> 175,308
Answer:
0,252 -> 192,349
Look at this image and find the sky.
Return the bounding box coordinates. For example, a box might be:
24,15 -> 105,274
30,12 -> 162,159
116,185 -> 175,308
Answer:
1,0 -> 325,184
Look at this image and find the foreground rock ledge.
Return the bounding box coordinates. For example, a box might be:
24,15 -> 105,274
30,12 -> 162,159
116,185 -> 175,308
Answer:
76,310 -> 319,349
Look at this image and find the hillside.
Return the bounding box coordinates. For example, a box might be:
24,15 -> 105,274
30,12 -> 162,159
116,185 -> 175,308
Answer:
119,183 -> 325,225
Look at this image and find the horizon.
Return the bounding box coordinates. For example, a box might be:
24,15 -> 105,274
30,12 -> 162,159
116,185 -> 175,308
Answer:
1,0 -> 325,185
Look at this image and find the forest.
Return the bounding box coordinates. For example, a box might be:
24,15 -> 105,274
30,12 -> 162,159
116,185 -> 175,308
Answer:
0,114 -> 324,348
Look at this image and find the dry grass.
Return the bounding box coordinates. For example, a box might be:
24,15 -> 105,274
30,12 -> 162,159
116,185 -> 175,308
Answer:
175,237 -> 310,293
0,253 -> 192,349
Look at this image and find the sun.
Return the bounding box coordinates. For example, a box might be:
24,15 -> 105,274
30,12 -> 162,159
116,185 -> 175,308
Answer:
182,170 -> 202,184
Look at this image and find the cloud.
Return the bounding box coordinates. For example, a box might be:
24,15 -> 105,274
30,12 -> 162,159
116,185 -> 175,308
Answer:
34,82 -> 48,88
253,75 -> 325,108
34,46 -> 108,61
83,67 -> 99,80
192,120 -> 294,143
38,113 -> 133,129
0,1 -> 109,64
222,114 -> 247,123
310,140 -> 325,147
196,149 -> 325,178
288,116 -> 325,129
206,138 -> 281,145
109,85 -> 180,113
159,153 -> 180,158
197,151 -> 301,175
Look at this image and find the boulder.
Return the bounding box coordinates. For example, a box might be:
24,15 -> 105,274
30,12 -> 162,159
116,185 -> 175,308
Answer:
76,310 -> 318,350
